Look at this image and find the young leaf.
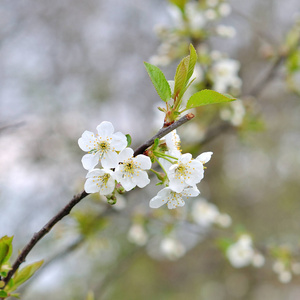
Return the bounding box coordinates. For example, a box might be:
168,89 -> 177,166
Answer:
169,0 -> 187,11
174,44 -> 198,100
186,89 -> 236,109
186,44 -> 198,84
125,134 -> 132,147
173,56 -> 189,99
0,236 -> 13,267
0,290 -> 7,298
144,62 -> 171,102
9,260 -> 44,292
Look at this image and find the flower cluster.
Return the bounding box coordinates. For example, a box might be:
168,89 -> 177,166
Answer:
226,235 -> 265,268
78,121 -> 152,196
149,129 -> 213,209
79,123 -> 213,210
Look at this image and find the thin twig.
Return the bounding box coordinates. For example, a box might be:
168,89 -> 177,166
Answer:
1,113 -> 195,288
249,55 -> 285,98
134,113 -> 195,156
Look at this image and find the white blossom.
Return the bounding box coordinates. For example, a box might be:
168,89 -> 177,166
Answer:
219,3 -> 232,16
211,58 -> 242,94
216,25 -> 236,38
84,168 -> 115,196
186,3 -> 207,32
114,148 -> 151,191
160,237 -> 186,260
128,224 -> 148,246
252,252 -> 265,268
164,129 -> 181,158
220,100 -> 245,126
279,271 -> 292,283
150,186 -> 200,209
192,198 -> 220,227
167,153 -> 204,193
205,9 -> 217,20
196,151 -> 213,164
226,235 -> 255,268
78,121 -> 127,170
215,213 -> 232,228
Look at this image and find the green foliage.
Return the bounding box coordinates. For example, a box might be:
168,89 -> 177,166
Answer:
0,236 -> 13,277
286,50 -> 300,73
0,290 -> 8,298
6,261 -> 44,293
125,134 -> 132,147
144,62 -> 171,102
85,291 -> 95,300
173,44 -> 198,100
169,0 -> 187,12
186,89 -> 235,109
72,210 -> 108,237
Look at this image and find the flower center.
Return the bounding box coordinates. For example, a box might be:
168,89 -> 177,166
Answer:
98,141 -> 110,154
176,165 -> 186,176
101,173 -> 110,184
124,160 -> 136,174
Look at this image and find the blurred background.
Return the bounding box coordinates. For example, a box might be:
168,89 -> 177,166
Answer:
1,0 -> 300,299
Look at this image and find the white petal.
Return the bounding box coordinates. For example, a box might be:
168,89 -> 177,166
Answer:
168,178 -> 187,193
179,153 -> 192,164
81,153 -> 99,170
99,177 -> 115,195
134,155 -> 151,170
118,148 -> 134,161
135,170 -> 150,188
97,121 -> 114,138
181,186 -> 200,197
196,152 -> 213,164
112,132 -> 128,151
78,131 -> 97,151
149,195 -> 166,208
120,176 -> 136,191
158,158 -> 173,172
101,151 -> 119,169
84,178 -> 100,193
86,168 -> 104,178
167,194 -> 185,209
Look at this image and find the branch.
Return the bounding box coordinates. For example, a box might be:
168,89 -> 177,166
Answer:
134,113 -> 195,156
2,113 -> 195,287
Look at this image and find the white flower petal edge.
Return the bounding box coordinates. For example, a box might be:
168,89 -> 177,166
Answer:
78,121 -> 127,170
84,168 -> 115,196
167,153 -> 204,193
149,186 -> 200,209
81,153 -> 100,170
114,148 -> 151,191
196,152 -> 213,164
164,129 -> 181,158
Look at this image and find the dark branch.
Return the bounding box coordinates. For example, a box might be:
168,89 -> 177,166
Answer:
134,113 -> 195,156
2,113 -> 195,287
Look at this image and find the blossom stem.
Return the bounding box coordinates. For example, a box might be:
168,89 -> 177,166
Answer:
156,158 -> 168,175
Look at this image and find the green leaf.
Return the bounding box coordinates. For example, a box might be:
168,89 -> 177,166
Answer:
125,134 -> 132,147
153,138 -> 159,150
174,44 -> 198,100
9,260 -> 44,292
186,44 -> 197,84
186,89 -> 236,109
169,0 -> 187,11
144,62 -> 171,102
0,290 -> 8,298
0,236 -> 13,267
173,56 -> 189,99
